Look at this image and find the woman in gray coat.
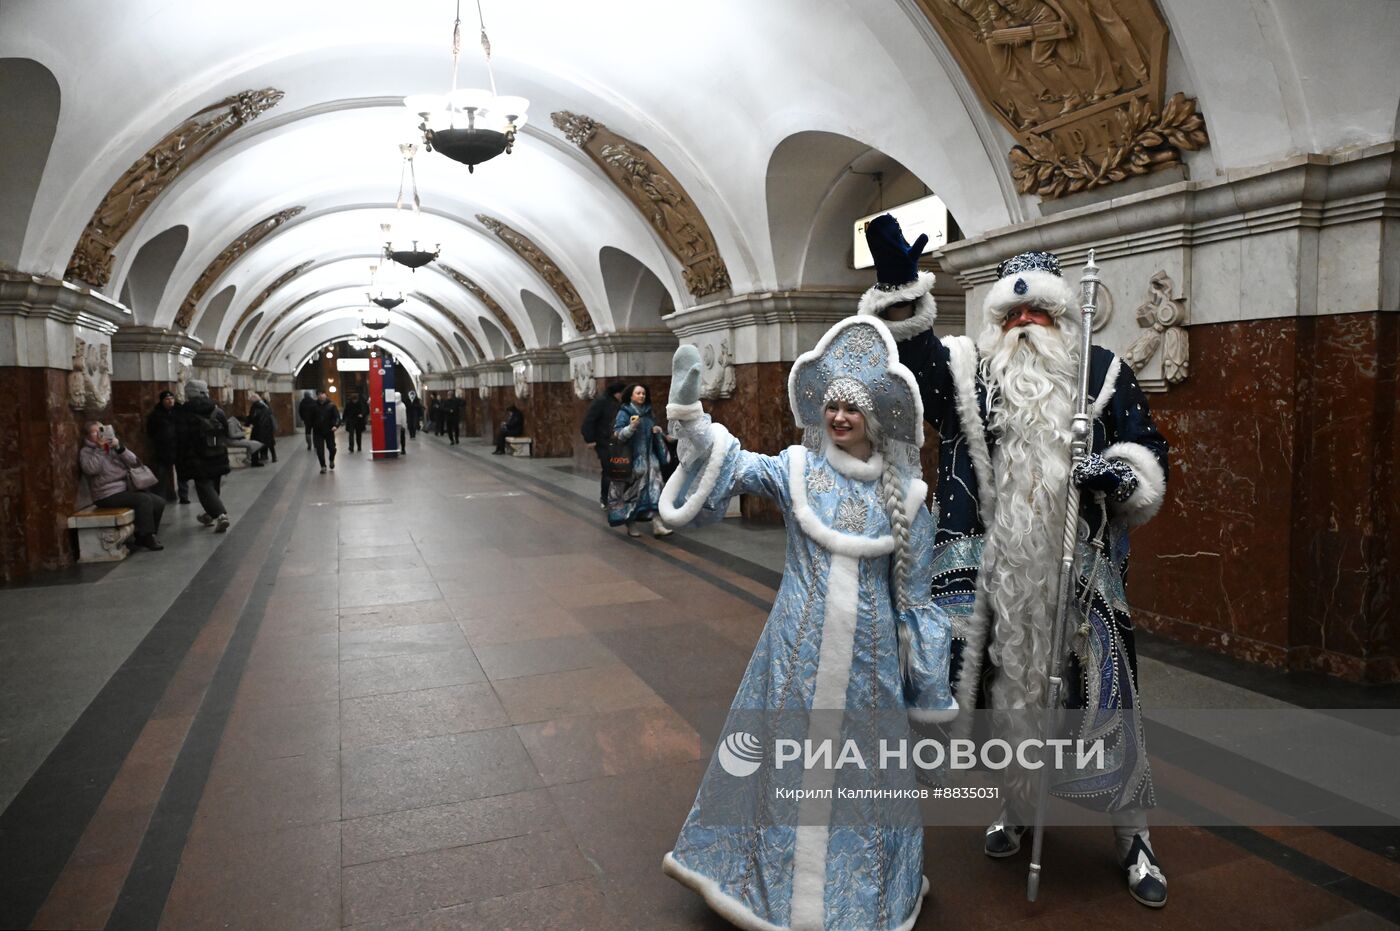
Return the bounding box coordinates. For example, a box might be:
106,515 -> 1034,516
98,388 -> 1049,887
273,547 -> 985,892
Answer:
79,421 -> 165,550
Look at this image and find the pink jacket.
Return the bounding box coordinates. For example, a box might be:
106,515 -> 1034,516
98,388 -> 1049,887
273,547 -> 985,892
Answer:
79,439 -> 140,501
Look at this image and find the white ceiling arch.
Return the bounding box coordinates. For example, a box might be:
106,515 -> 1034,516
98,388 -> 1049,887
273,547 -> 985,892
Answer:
261,304 -> 456,372
294,334 -> 426,382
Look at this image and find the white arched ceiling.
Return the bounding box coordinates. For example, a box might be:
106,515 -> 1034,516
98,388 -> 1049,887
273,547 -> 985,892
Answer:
520,290 -> 563,347
296,335 -> 425,381
122,224 -> 189,325
232,312 -> 262,357
193,284 -> 236,343
599,247 -> 672,331
1,0 -> 1396,360
269,308 -> 450,373
254,296 -> 467,370
0,58 -> 59,269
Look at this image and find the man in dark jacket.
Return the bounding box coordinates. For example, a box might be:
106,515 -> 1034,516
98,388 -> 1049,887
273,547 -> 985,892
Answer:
581,381 -> 626,506
493,405 -> 525,455
343,392 -> 368,453
443,391 -> 462,445
406,391 -> 424,439
298,390 -> 317,450
145,389 -> 186,502
175,379 -> 232,532
312,391 -> 341,473
247,391 -> 278,464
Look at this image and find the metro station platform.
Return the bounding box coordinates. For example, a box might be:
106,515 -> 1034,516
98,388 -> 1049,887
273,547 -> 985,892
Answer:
1,434 -> 1397,930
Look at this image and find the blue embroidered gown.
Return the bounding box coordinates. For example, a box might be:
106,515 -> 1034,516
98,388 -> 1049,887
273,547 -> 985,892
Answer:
607,402 -> 668,527
658,413 -> 957,931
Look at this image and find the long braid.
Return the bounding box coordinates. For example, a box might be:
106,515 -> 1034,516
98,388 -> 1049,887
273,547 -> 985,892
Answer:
880,452 -> 913,612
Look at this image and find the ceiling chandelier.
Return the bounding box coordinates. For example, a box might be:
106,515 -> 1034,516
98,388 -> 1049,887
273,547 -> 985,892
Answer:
404,0 -> 529,173
362,306 -> 392,331
355,327 -> 383,345
367,262 -> 403,310
383,143 -> 440,270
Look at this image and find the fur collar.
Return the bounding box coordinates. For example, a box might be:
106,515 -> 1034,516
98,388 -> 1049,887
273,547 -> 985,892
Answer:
822,442 -> 883,480
788,446 -> 928,558
857,271 -> 938,342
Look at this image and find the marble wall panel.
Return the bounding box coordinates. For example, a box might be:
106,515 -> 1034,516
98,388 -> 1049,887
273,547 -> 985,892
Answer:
110,380 -> 175,467
0,368 -> 91,581
270,392 -> 294,437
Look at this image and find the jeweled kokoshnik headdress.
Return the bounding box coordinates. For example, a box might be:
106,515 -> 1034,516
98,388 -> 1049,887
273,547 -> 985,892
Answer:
787,315 -> 924,449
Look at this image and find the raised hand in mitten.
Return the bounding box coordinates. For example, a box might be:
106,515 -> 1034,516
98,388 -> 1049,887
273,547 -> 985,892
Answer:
669,344 -> 703,412
865,214 -> 929,287
1072,453 -> 1139,503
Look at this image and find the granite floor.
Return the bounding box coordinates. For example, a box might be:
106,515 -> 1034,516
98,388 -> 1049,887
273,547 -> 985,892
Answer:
1,432 -> 1396,930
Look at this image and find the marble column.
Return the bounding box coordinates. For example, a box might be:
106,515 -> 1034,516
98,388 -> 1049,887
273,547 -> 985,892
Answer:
191,349 -> 237,408
561,330 -> 678,474
470,361 -> 513,444
504,349 -> 573,457
267,373 -> 295,436
230,361 -> 259,419
0,271 -> 131,581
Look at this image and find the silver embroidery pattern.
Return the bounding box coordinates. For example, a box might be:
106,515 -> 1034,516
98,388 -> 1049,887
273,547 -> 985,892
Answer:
806,466 -> 836,495
834,496 -> 869,534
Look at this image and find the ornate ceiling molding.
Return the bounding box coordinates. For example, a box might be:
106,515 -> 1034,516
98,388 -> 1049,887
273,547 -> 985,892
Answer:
475,215 -> 594,334
913,0 -> 1207,199
223,260 -> 314,350
438,264 -> 523,351
66,88 -> 284,289
551,111 -> 731,298
249,287 -> 330,364
413,292 -> 488,361
175,206 -> 304,330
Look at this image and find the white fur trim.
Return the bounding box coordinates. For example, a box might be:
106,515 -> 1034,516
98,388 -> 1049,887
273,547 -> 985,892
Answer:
662,852 -> 929,931
667,401 -> 704,421
658,422 -> 731,526
1091,354 -> 1122,418
788,447 -> 926,558
908,706 -> 961,724
824,443 -> 883,481
858,271 -> 938,342
985,268 -> 1076,322
1102,441 -> 1166,528
788,314 -> 925,448
942,336 -> 996,525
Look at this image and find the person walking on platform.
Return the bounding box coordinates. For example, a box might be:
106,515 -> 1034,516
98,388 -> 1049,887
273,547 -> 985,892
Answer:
605,385 -> 667,536
311,390 -> 340,473
582,380 -> 626,508
343,392 -> 368,453
429,394 -> 443,436
444,390 -> 463,445
175,379 -> 232,532
406,391 -> 424,440
247,391 -> 277,464
393,390 -> 409,455
146,389 -> 186,503
298,389 -> 317,451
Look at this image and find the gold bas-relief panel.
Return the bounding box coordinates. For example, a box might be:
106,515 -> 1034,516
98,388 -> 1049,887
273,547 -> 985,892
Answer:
175,207 -> 304,331
438,264 -> 523,351
476,215 -> 594,334
224,260 -> 314,351
551,111 -> 731,298
415,292 -> 488,361
916,0 -> 1207,199
67,89 -> 284,289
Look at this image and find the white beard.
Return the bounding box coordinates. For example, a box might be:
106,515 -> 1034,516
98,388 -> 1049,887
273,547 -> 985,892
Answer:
974,320 -> 1078,809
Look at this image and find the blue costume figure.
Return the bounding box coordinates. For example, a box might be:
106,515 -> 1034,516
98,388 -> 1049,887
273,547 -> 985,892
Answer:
607,384 -> 669,535
659,316 -> 958,931
859,215 -> 1170,908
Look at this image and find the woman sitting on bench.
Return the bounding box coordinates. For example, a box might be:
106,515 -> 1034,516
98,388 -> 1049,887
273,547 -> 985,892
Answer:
79,421 -> 165,551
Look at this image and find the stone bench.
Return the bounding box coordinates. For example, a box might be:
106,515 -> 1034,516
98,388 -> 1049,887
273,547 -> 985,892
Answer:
505,436 -> 532,458
227,445 -> 251,469
68,507 -> 135,562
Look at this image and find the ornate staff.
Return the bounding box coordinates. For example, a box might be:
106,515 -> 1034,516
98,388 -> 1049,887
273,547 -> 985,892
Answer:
1026,249 -> 1100,902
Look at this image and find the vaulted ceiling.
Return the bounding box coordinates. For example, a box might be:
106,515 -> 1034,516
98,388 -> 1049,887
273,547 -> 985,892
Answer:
2,0 -> 1396,374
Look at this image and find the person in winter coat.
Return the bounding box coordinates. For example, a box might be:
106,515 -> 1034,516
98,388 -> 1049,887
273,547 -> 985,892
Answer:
343,393 -> 369,453
606,385 -> 668,536
80,421 -> 166,550
298,390 -> 317,450
443,391 -> 463,445
174,378 -> 232,532
247,391 -> 278,463
581,380 -> 626,507
493,404 -> 525,455
406,391 -> 424,439
312,391 -> 340,473
145,390 -> 186,503
393,390 -> 408,455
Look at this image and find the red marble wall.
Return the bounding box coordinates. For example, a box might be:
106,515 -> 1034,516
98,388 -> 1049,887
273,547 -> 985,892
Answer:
0,368 -> 101,581
110,381 -> 175,467
270,392 -> 294,437
516,381 -> 586,458
707,362 -> 799,522
1132,312 -> 1397,682
232,388 -> 250,421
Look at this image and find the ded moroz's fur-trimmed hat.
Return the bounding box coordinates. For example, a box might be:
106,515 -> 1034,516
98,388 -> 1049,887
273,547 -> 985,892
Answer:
984,250 -> 1076,323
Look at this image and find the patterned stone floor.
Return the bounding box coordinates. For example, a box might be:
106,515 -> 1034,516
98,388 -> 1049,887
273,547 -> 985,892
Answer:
1,433 -> 1396,929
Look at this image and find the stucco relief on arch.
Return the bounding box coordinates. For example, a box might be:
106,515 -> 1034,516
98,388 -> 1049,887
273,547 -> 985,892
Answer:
914,0 -> 1207,199
176,206 -> 305,330
66,88 -> 284,289
439,264 -> 523,351
224,260 -> 314,350
551,111 -> 731,299
476,215 -> 594,335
